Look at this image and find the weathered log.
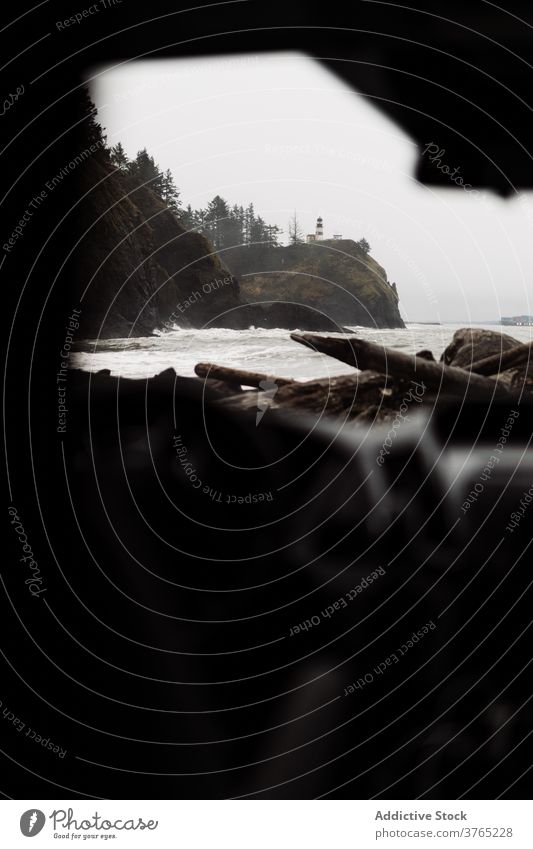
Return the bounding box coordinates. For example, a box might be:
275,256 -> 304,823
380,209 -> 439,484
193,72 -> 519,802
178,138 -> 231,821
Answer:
216,370 -> 397,419
469,342 -> 533,376
195,362 -> 294,389
202,378 -> 243,398
493,363 -> 533,393
290,333 -> 514,400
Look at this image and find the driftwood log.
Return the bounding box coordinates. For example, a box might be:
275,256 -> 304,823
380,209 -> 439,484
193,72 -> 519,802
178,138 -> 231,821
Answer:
214,371 -> 390,418
290,333 -> 514,400
469,342 -> 533,376
194,330 -> 530,421
195,362 -> 294,388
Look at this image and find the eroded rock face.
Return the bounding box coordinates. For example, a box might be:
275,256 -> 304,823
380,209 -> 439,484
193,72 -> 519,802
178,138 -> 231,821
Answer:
223,239 -> 405,329
77,155 -> 260,339
76,161 -> 394,337
254,302 -> 350,331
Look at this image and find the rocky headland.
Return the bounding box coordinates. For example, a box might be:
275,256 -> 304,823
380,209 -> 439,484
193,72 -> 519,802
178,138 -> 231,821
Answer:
223,239 -> 404,330
77,156 -> 403,338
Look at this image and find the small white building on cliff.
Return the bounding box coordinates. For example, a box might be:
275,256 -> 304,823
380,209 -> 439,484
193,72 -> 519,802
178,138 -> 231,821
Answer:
306,217 -> 343,242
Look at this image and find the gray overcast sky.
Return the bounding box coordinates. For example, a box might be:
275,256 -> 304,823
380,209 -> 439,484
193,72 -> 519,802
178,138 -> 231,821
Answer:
90,52 -> 533,323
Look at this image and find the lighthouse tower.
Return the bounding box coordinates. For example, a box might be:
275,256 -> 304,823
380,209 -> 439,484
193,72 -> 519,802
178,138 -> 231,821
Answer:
306,216 -> 325,242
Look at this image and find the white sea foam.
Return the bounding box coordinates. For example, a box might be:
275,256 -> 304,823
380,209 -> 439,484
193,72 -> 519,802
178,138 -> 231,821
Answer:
71,324 -> 533,380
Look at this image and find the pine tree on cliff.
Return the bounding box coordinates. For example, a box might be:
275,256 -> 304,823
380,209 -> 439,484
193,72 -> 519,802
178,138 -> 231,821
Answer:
109,142 -> 129,169
224,205 -> 245,248
249,214 -> 272,245
265,223 -> 282,246
185,204 -> 207,232
194,206 -> 207,233
237,205 -> 245,239
80,88 -> 106,150
249,213 -> 264,244
161,169 -> 182,214
244,203 -> 255,245
231,204 -> 245,244
182,196 -> 279,248
129,148 -> 165,195
204,195 -> 230,249
356,237 -> 371,254
180,204 -> 196,229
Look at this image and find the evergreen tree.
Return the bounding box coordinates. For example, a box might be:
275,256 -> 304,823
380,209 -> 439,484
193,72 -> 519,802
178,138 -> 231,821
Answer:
80,88 -> 106,149
239,205 -> 246,241
223,204 -> 245,248
288,211 -> 304,245
130,148 -> 164,195
249,213 -> 270,245
356,237 -> 371,255
180,204 -> 195,229
158,187 -> 283,250
204,195 -> 231,249
194,206 -> 207,232
110,142 -> 128,170
230,204 -> 245,245
265,223 -> 282,246
244,203 -> 255,245
161,168 -> 181,213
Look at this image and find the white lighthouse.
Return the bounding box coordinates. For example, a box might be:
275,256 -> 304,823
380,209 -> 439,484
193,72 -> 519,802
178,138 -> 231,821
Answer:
306,216 -> 325,242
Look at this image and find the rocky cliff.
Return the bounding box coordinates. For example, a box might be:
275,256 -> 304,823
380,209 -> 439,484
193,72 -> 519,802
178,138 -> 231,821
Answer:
223,239 -> 405,329
77,155 -> 403,336
77,155 -> 257,338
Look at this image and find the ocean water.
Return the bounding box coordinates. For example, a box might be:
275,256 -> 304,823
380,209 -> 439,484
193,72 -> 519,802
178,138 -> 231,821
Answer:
71,323 -> 533,381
